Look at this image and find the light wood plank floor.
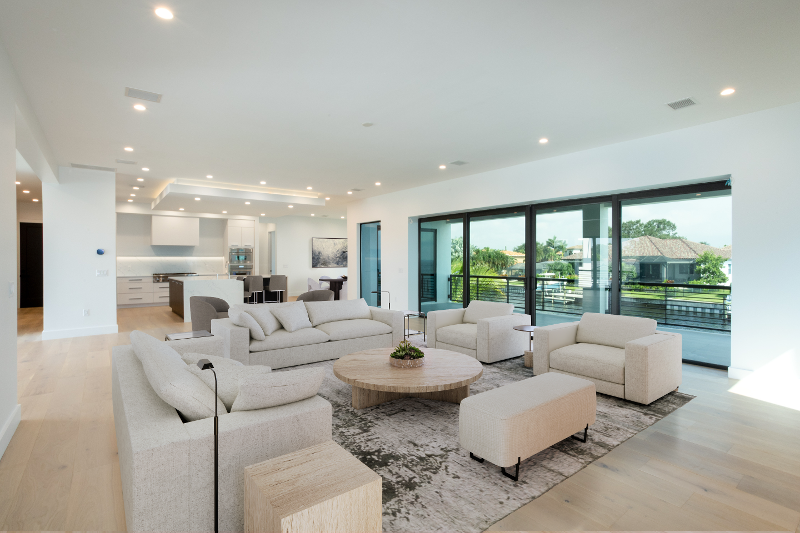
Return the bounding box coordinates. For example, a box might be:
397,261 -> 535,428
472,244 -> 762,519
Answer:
3,306 -> 800,531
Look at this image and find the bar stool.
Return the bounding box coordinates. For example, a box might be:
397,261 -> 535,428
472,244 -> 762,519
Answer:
265,275 -> 287,303
244,275 -> 264,304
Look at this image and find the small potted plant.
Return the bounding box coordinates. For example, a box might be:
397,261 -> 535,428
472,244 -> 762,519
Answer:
389,340 -> 426,368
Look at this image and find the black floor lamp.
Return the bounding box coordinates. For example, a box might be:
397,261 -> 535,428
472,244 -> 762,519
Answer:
197,359 -> 219,533
371,290 -> 391,309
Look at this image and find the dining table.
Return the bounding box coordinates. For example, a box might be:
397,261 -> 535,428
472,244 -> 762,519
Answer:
321,278 -> 345,300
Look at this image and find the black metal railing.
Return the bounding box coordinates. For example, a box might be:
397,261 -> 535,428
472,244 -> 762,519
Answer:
421,273 -> 436,302
534,278 -> 592,316
620,282 -> 731,331
449,274 -> 526,313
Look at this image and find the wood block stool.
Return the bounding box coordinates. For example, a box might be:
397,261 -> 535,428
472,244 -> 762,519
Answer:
244,440 -> 382,532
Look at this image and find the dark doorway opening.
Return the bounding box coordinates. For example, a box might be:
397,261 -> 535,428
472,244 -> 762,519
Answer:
20,222 -> 43,308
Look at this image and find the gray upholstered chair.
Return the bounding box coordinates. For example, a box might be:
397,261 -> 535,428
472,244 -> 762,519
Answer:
189,296 -> 230,332
297,290 -> 334,302
243,275 -> 263,303
266,275 -> 287,302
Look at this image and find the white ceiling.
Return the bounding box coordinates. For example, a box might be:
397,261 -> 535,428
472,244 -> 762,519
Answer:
3,0 -> 800,217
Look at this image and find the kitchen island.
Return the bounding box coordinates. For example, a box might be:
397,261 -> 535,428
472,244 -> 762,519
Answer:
168,275 -> 243,322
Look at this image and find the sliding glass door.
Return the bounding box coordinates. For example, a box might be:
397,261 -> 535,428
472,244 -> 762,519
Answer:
534,202 -> 612,326
468,210 -> 526,313
419,217 -> 464,313
360,221 -> 381,306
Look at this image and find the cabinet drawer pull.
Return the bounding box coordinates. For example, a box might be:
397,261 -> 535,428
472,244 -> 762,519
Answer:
130,287 -> 142,290
130,298 -> 142,300
129,278 -> 142,281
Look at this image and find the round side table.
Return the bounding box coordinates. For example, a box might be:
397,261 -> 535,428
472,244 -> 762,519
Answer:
513,325 -> 536,368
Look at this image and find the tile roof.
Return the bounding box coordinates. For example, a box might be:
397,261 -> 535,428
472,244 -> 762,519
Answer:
556,237 -> 732,261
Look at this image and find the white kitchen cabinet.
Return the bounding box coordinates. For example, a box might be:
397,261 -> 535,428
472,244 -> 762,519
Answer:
228,226 -> 242,247
117,276 -> 167,307
118,293 -> 154,305
241,227 -> 255,247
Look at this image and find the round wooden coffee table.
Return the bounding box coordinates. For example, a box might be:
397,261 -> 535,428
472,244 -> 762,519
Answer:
333,347 -> 484,410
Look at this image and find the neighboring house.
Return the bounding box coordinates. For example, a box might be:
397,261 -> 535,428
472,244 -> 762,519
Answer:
500,250 -> 526,264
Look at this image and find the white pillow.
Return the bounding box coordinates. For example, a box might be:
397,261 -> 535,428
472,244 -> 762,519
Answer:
304,298 -> 372,326
129,331 -> 226,421
229,305 -> 266,340
184,353 -> 271,411
270,302 -> 313,332
245,303 -> 296,336
231,367 -> 325,411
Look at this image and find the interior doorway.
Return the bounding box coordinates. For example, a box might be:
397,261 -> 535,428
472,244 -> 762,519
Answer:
19,222 -> 43,308
360,221 -> 381,306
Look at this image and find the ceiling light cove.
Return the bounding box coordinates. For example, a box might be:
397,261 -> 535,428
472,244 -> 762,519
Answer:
721,88 -> 736,96
133,104 -> 146,111
155,7 -> 173,19
124,147 -> 134,152
539,138 -> 549,144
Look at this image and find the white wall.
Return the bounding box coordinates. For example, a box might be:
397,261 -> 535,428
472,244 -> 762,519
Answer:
261,216 -> 347,296
42,166 -> 118,340
258,221 -> 277,277
347,102 -> 800,378
117,212 -> 225,257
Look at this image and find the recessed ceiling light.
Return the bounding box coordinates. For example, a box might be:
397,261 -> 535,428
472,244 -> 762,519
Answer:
439,165 -> 446,170
195,197 -> 201,201
347,191 -> 353,195
124,147 -> 134,152
141,168 -> 149,172
15,181 -> 20,184
128,199 -> 133,202
155,7 -> 173,19
311,214 -> 315,217
720,88 -> 735,96
539,138 -> 549,144
288,205 -> 294,208
245,201 -> 250,205
23,190 -> 29,193
137,177 -> 144,181
133,104 -> 146,111
133,186 -> 139,190
32,199 -> 38,202
375,182 -> 381,186
325,197 -> 330,200
222,211 -> 227,214
179,208 -> 184,211
341,216 -> 345,219
130,194 -> 136,197
260,181 -> 266,185
307,186 -> 312,190
207,175 -> 213,179
260,213 -> 265,216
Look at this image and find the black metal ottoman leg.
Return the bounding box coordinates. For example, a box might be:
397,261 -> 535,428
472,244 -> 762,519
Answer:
501,457 -> 520,482
571,424 -> 588,443
469,452 -> 484,463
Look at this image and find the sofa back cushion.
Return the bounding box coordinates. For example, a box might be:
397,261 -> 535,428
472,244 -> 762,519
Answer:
130,331 -> 226,421
229,305 -> 266,340
304,298 -> 372,326
231,367 -> 325,411
463,300 -> 514,324
270,301 -> 313,332
576,313 -> 657,349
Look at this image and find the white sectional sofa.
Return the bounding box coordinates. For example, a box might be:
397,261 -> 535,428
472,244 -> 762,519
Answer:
212,298 -> 405,368
428,300 -> 531,363
533,312 -> 682,405
111,336 -> 332,532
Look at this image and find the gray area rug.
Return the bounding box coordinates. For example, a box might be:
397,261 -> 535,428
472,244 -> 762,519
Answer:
286,338 -> 694,532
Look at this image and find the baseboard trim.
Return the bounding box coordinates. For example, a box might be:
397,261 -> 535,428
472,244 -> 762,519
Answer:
727,366 -> 753,380
0,404 -> 22,461
41,324 -> 119,340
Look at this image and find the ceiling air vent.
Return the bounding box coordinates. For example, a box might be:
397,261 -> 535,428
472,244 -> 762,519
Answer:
115,159 -> 137,164
125,87 -> 163,103
351,188 -> 364,192
450,160 -> 468,166
71,163 -> 116,172
666,97 -> 696,110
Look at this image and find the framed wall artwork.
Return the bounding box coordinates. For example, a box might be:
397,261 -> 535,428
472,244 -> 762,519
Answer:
312,237 -> 348,268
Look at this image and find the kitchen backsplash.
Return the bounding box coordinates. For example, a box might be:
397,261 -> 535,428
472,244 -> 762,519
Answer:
117,256 -> 226,276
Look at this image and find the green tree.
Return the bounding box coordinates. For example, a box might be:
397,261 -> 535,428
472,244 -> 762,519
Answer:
621,219 -> 684,239
546,261 -> 574,277
694,251 -> 728,285
513,243 -> 525,254
451,236 -> 463,264
471,247 -> 515,273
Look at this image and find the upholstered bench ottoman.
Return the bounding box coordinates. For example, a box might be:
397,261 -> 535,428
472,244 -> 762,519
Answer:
459,372 -> 596,481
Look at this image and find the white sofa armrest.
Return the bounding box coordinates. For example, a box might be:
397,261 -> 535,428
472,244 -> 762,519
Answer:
369,307 -> 405,345
211,318 -> 251,364
476,314 -> 532,363
532,321 -> 579,375
427,308 -> 467,348
624,332 -> 682,405
165,336 -> 224,357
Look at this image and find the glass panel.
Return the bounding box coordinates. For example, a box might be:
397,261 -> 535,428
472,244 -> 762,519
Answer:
467,211 -> 526,313
621,190 -> 731,366
420,218 -> 464,313
534,202 -> 612,326
360,222 -> 381,306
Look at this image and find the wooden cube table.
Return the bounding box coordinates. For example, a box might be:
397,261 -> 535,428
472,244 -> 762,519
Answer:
244,440 -> 382,532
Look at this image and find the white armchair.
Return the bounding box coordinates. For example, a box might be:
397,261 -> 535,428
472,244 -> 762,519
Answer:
532,313 -> 682,405
428,301 -> 531,363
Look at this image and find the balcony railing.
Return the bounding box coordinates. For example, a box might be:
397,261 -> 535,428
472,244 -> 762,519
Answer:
420,273 -> 436,302
449,274 -> 526,313
620,282 -> 731,331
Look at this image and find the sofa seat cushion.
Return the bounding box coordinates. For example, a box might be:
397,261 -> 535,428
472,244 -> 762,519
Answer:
249,327 -> 330,352
436,323 -> 478,350
549,342 -> 626,384
314,319 -> 392,341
